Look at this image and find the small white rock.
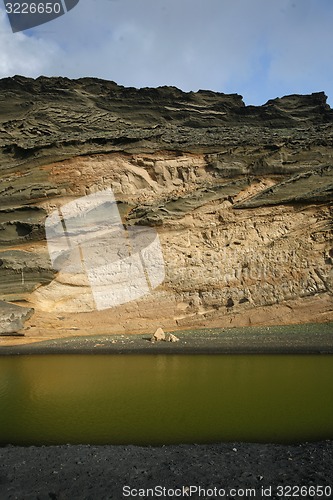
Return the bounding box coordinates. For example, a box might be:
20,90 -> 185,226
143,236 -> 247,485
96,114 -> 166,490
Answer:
166,333 -> 180,343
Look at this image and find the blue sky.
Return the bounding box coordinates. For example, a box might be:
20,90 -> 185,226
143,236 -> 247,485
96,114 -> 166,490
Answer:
1,0 -> 333,105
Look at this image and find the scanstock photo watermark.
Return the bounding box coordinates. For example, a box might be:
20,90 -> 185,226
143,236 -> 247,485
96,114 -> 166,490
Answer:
3,0 -> 80,32
45,189 -> 165,311
122,484 -> 333,498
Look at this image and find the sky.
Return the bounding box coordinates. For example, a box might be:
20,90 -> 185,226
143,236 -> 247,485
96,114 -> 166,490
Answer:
0,0 -> 333,106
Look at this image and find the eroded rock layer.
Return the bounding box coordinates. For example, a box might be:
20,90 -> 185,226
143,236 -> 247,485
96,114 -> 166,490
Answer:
0,76 -> 332,338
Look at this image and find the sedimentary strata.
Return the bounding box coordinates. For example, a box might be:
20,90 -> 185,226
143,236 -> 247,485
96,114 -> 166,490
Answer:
0,76 -> 332,339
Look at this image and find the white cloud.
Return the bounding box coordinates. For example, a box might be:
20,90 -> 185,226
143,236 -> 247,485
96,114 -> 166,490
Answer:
0,11 -> 60,78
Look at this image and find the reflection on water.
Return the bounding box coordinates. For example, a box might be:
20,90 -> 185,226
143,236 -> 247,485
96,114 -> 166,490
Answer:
0,354 -> 332,445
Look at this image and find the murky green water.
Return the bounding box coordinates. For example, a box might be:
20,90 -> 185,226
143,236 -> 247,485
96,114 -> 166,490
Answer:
0,354 -> 332,445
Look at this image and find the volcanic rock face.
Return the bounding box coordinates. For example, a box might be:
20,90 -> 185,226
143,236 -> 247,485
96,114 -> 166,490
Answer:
0,76 -> 332,338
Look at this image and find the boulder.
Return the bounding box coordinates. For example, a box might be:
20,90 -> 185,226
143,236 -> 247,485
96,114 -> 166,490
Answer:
0,300 -> 34,336
152,327 -> 166,342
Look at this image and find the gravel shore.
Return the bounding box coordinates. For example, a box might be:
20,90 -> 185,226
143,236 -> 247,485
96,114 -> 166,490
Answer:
1,441 -> 333,499
1,323 -> 333,355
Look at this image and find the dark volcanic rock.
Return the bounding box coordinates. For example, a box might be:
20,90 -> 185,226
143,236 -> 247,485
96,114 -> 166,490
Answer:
0,206 -> 46,245
234,166 -> 333,208
0,76 -> 332,164
0,300 -> 34,335
0,250 -> 54,301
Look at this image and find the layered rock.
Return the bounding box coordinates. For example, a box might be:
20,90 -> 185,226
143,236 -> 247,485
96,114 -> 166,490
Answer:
0,76 -> 332,339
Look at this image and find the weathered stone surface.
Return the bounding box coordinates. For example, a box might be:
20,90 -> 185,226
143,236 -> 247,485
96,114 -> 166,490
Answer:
152,328 -> 166,342
0,76 -> 332,339
0,300 -> 34,335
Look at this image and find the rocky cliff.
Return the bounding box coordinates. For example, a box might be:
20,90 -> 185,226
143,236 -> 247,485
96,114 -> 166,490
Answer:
0,76 -> 332,340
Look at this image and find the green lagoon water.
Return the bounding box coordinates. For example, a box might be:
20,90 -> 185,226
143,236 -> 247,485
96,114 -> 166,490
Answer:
0,354 -> 333,445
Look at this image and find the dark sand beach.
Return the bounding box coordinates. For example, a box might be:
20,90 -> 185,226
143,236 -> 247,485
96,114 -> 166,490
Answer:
0,441 -> 333,499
